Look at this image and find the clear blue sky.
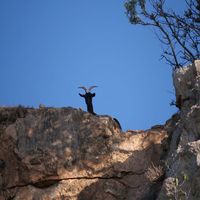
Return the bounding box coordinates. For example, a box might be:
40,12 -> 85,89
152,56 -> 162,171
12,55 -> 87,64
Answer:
0,1 -> 182,130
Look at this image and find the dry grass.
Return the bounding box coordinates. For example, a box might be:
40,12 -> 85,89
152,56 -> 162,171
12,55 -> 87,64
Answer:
146,163 -> 165,182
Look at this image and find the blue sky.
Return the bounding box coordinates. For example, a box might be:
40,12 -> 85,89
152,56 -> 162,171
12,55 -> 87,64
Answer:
0,1 -> 182,130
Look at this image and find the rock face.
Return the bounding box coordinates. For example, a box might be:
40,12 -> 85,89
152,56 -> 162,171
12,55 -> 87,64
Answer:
0,107 -> 168,200
158,60 -> 200,200
0,60 -> 199,200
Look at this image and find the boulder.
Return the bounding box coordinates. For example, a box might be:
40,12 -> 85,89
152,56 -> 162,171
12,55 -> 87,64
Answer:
0,107 -> 168,200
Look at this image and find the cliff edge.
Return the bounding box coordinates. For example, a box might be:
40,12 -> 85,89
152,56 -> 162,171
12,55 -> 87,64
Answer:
0,107 -> 167,200
0,60 -> 199,200
158,60 -> 200,200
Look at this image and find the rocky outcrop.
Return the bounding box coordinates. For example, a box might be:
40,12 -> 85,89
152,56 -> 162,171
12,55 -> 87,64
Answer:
158,60 -> 200,200
1,60 -> 200,200
0,107 -> 168,200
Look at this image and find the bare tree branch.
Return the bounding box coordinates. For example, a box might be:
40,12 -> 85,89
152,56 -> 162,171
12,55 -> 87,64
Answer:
125,0 -> 200,69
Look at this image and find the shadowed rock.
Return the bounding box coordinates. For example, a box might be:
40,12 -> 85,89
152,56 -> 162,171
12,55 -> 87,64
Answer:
0,107 -> 168,200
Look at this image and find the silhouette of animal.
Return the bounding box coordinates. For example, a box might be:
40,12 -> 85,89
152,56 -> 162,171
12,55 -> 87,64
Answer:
78,86 -> 97,115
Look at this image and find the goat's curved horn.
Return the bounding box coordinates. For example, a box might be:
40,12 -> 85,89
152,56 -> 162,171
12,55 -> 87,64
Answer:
78,86 -> 87,93
88,86 -> 98,92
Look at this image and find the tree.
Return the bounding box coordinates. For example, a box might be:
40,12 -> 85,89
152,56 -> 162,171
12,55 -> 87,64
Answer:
125,0 -> 200,69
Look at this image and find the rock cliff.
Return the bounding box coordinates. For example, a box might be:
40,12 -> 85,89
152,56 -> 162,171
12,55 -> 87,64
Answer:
158,60 -> 200,200
0,60 -> 199,200
0,107 -> 168,200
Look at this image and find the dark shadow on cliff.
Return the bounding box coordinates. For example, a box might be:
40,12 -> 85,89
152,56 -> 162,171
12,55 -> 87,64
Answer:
0,107 -> 169,200
0,107 -> 123,189
77,143 -> 167,200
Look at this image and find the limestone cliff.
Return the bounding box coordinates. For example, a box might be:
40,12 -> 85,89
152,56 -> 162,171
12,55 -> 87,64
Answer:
0,60 -> 199,200
158,60 -> 200,200
0,107 -> 168,200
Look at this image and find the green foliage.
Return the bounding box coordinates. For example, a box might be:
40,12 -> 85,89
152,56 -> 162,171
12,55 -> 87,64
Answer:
124,0 -> 146,24
175,177 -> 179,187
173,173 -> 191,200
183,173 -> 189,182
124,0 -> 200,69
